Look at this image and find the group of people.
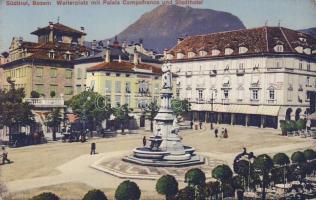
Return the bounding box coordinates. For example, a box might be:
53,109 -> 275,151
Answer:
213,127 -> 229,138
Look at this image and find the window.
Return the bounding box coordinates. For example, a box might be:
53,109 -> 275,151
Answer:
76,85 -> 81,94
125,95 -> 131,106
105,80 -> 112,93
176,88 -> 180,98
50,68 -> 57,78
274,45 -> 283,52
188,52 -> 195,58
211,49 -> 220,56
116,73 -> 120,77
115,95 -> 121,106
125,82 -> 131,93
307,77 -> 311,86
50,85 -> 57,94
299,60 -> 303,70
106,72 -> 111,76
237,89 -> 244,101
223,89 -> 229,99
199,51 -> 207,57
126,74 -> 130,77
224,48 -> 233,55
65,86 -> 73,95
239,63 -> 244,69
35,84 -> 44,94
66,70 -> 72,79
176,53 -> 184,59
307,63 -> 311,71
77,68 -> 82,79
154,83 -> 159,94
36,67 -> 43,77
252,90 -> 259,100
239,47 -> 248,54
115,81 -> 121,93
198,89 -> 203,100
269,90 -> 275,100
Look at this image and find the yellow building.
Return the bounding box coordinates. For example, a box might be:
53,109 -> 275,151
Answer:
0,22 -> 89,100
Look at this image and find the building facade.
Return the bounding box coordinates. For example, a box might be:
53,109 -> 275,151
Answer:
167,27 -> 316,129
0,22 -> 90,100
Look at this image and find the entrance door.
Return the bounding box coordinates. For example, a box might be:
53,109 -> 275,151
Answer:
140,115 -> 145,127
309,91 -> 316,113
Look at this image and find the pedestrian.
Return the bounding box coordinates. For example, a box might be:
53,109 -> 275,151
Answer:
1,146 -> 11,164
143,136 -> 146,147
90,143 -> 96,155
199,122 -> 202,129
214,128 -> 218,138
224,128 -> 228,138
190,121 -> 193,129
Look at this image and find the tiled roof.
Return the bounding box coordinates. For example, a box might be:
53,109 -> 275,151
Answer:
169,27 -> 316,59
87,61 -> 162,74
31,23 -> 86,36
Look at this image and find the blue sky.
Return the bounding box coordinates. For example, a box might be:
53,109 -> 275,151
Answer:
0,0 -> 316,52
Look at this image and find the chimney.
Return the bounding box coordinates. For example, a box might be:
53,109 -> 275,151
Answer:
177,37 -> 184,45
104,47 -> 110,63
80,27 -> 85,45
92,40 -> 97,50
49,22 -> 54,43
133,48 -> 139,65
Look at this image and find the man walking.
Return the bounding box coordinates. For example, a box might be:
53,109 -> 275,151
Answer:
143,136 -> 147,147
1,146 -> 11,164
90,143 -> 96,155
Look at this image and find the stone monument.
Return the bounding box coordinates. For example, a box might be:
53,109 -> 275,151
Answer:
123,61 -> 204,167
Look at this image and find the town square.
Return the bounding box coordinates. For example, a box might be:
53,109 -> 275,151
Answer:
1,0 -> 316,199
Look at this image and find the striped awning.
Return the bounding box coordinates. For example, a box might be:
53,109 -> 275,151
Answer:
191,103 -> 280,116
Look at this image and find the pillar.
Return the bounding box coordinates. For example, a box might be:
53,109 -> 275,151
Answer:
217,113 -> 221,124
231,114 -> 235,125
245,115 -> 249,127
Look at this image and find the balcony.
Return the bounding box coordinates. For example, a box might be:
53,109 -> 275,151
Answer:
267,99 -> 277,104
196,98 -> 206,104
250,99 -> 260,104
25,98 -> 64,108
236,68 -> 245,76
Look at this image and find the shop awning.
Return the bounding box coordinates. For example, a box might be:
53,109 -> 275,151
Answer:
191,103 -> 280,116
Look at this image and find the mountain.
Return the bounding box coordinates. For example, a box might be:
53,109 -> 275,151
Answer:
110,5 -> 245,53
299,27 -> 316,39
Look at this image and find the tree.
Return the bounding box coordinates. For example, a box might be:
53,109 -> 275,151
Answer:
0,82 -> 35,138
273,153 -> 290,166
253,154 -> 273,200
50,91 -> 56,98
30,90 -> 40,98
291,151 -> 306,164
234,160 -> 252,190
171,99 -> 191,118
272,153 -> 290,185
45,108 -> 63,141
156,175 -> 178,200
304,149 -> 316,176
82,189 -> 108,200
144,101 -> 159,132
185,168 -> 206,187
68,91 -> 112,131
212,164 -> 233,183
115,180 -> 141,200
30,192 -> 60,200
113,104 -> 133,133
175,187 -> 195,200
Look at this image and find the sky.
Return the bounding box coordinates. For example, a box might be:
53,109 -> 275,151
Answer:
0,0 -> 316,52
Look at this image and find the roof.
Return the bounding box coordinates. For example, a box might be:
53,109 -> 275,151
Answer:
87,61 -> 162,74
169,26 -> 316,60
31,23 -> 86,36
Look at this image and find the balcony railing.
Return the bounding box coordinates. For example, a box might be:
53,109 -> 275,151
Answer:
250,99 -> 260,104
25,98 -> 64,107
267,99 -> 276,104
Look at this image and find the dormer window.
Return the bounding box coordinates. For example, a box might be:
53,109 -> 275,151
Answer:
239,46 -> 248,54
211,49 -> 220,56
304,48 -> 311,55
188,51 -> 196,58
199,50 -> 207,57
274,45 -> 284,52
166,53 -> 174,60
224,48 -> 233,55
48,49 -> 55,59
295,46 -> 303,53
176,52 -> 184,59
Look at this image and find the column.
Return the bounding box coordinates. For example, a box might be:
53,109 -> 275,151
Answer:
261,115 -> 265,128
231,114 -> 235,125
245,115 -> 249,127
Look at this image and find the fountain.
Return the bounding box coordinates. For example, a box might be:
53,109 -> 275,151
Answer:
123,62 -> 204,167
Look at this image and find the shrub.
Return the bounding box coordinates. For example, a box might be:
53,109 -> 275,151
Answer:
30,90 -> 40,98
273,153 -> 290,166
303,149 -> 316,161
156,175 -> 178,200
50,91 -> 56,98
115,180 -> 141,200
185,168 -> 206,187
82,189 -> 107,200
212,164 -> 233,183
296,119 -> 306,130
291,151 -> 306,164
30,192 -> 60,200
175,186 -> 195,200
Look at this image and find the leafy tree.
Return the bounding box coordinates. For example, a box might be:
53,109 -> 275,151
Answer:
156,175 -> 178,200
50,91 -> 56,98
171,99 -> 191,118
234,160 -> 252,190
113,104 -> 133,133
291,151 -> 306,164
30,90 -> 40,98
115,180 -> 141,200
273,153 -> 290,166
67,91 -> 112,130
272,153 -> 290,185
175,186 -> 195,200
0,82 -> 34,136
30,192 -> 60,200
212,164 -> 233,183
253,154 -> 273,200
82,189 -> 108,200
185,168 -> 206,187
45,108 -> 63,141
303,149 -> 316,161
296,119 -> 306,130
144,101 -> 159,132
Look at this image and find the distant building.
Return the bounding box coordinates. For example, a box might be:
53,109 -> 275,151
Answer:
0,22 -> 90,100
167,26 -> 316,129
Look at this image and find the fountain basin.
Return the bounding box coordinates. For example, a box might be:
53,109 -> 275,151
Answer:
133,147 -> 169,159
